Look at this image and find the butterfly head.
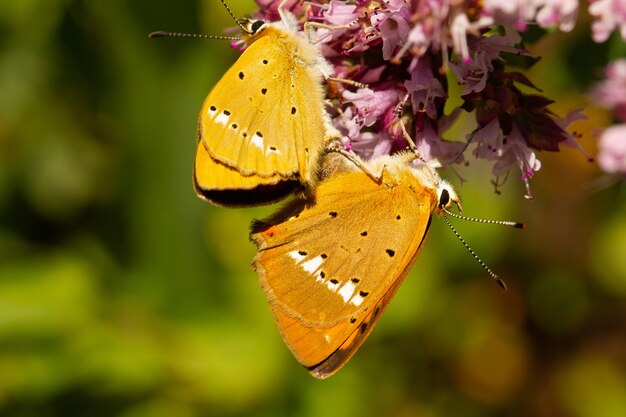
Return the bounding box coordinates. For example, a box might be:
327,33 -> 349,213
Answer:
436,180 -> 462,215
238,17 -> 268,38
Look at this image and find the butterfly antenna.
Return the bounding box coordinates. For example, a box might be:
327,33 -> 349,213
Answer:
149,31 -> 241,41
441,207 -> 525,229
441,213 -> 508,290
219,0 -> 249,33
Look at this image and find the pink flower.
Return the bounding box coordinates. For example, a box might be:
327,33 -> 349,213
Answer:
482,0 -> 579,31
482,0 -> 540,31
376,12 -> 412,60
248,0 -> 587,197
404,55 -> 447,119
343,88 -> 401,127
413,112 -> 466,163
536,0 -> 579,31
597,124 -> 626,175
591,60 -> 626,175
450,35 -> 522,95
324,1 -> 359,26
592,59 -> 626,121
589,0 -> 626,42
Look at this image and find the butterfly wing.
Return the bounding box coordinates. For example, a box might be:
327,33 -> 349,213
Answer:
194,140 -> 299,206
251,166 -> 437,378
196,28 -> 328,205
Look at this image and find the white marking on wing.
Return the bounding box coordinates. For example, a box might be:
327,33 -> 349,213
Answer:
288,250 -> 306,264
326,279 -> 340,292
300,256 -> 325,275
350,293 -> 364,307
338,281 -> 356,303
214,112 -> 229,126
251,132 -> 264,149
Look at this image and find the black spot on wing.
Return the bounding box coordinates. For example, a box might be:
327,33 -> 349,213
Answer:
386,249 -> 395,257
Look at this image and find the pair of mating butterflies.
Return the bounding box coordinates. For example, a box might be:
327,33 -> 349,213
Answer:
188,6 -> 519,379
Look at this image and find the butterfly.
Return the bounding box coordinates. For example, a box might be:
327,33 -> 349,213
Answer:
193,5 -> 340,207
251,147 -> 525,378
250,151 -> 466,378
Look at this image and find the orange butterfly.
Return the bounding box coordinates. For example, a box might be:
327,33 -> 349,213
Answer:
193,5 -> 339,207
251,150 -> 522,378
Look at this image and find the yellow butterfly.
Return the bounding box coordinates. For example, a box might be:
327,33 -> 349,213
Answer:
193,1 -> 340,207
251,150 -> 522,378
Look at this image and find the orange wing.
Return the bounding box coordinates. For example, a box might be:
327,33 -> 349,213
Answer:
194,141 -> 298,207
251,164 -> 438,377
194,27 -> 329,207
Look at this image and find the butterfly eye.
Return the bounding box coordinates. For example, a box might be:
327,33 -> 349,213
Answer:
438,188 -> 450,208
250,20 -> 265,34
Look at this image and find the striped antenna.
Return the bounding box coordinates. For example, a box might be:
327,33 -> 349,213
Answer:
219,0 -> 249,33
149,31 -> 241,41
149,1 -> 250,41
439,206 -> 525,290
441,213 -> 509,290
441,207 -> 525,229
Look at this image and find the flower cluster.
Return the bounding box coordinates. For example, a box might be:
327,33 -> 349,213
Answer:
592,59 -> 626,176
254,0 -> 625,196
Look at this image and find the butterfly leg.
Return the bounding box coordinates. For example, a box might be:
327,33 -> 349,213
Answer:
394,94 -> 419,153
324,74 -> 368,89
324,141 -> 383,184
394,93 -> 436,167
278,0 -> 289,22
450,127 -> 479,163
304,21 -> 358,34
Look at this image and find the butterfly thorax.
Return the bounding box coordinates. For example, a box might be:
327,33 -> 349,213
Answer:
358,153 -> 448,214
244,23 -> 332,79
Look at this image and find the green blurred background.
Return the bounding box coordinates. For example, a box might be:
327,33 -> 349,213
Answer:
1,1 -> 625,416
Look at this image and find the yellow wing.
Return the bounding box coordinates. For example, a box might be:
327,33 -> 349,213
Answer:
198,27 -> 327,184
194,140 -> 299,207
251,165 -> 437,378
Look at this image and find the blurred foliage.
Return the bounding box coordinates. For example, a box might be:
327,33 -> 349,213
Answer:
0,1 -> 625,417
